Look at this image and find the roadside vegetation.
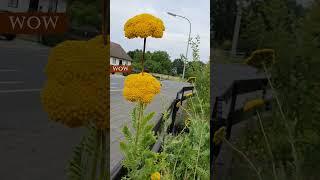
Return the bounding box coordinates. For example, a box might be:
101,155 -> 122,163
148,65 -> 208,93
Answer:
213,0 -> 320,179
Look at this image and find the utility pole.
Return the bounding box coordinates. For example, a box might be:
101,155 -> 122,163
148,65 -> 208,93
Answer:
102,0 -> 107,45
230,0 -> 242,57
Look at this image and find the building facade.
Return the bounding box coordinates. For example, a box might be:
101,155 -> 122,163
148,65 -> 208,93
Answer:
0,0 -> 66,13
110,42 -> 132,66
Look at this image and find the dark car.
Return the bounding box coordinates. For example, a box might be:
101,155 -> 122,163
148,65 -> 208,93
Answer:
0,10 -> 16,40
1,33 -> 16,40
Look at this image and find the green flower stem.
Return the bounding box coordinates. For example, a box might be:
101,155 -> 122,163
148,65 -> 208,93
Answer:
135,103 -> 144,146
223,137 -> 263,180
91,129 -> 101,180
262,62 -> 300,179
193,121 -> 204,180
142,38 -> 147,73
99,130 -> 107,180
172,135 -> 186,180
256,110 -> 278,180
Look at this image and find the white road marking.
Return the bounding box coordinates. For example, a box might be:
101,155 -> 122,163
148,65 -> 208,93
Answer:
0,81 -> 23,84
0,89 -> 41,93
110,89 -> 122,92
0,69 -> 18,72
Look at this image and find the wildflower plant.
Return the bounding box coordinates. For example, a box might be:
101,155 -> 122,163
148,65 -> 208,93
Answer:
163,93 -> 210,179
41,35 -> 109,180
120,13 -> 166,179
239,48 -> 301,179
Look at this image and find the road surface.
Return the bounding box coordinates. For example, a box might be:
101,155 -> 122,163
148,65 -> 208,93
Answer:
0,39 -> 84,180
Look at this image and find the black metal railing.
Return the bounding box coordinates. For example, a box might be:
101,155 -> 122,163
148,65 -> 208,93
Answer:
210,78 -> 272,177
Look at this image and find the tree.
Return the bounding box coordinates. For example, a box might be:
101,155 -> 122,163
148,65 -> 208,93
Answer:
150,51 -> 172,74
191,35 -> 201,61
127,50 -> 173,75
67,0 -> 101,30
185,35 -> 205,78
172,57 -> 184,75
211,0 -> 237,46
239,0 -> 299,53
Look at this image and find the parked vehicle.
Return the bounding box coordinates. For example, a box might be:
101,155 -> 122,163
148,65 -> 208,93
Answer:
1,33 -> 16,40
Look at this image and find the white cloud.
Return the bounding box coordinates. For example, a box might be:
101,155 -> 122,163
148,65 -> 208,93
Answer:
110,0 -> 210,62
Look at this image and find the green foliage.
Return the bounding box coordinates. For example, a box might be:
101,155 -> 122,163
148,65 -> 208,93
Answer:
185,35 -> 206,79
239,0 -> 299,52
120,105 -> 167,179
67,0 -> 101,29
220,40 -> 232,50
161,35 -> 210,179
127,49 -> 173,75
172,57 -> 184,75
229,1 -> 320,179
190,35 -> 201,62
41,34 -> 66,47
193,63 -> 210,116
163,96 -> 210,179
211,0 -> 237,45
66,124 -> 97,180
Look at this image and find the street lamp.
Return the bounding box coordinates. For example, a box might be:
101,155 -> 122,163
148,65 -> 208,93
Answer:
167,12 -> 191,79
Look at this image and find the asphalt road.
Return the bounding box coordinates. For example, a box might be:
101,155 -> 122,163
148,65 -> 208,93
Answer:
0,39 -> 83,180
211,63 -> 268,117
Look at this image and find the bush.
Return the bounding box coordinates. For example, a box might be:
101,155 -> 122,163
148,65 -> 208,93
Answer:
41,34 -> 66,47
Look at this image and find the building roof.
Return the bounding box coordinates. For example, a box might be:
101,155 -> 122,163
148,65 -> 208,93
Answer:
110,42 -> 132,61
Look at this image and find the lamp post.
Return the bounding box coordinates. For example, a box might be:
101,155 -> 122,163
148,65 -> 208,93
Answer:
102,0 -> 107,45
167,12 -> 191,79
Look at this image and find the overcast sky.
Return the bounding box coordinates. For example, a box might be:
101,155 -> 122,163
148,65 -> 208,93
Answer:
110,0 -> 210,62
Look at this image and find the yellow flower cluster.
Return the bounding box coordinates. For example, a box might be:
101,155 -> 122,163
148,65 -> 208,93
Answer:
245,49 -> 275,69
213,127 -> 226,145
243,98 -> 265,112
41,35 -> 109,129
123,73 -> 161,104
124,13 -> 165,39
151,172 -> 161,180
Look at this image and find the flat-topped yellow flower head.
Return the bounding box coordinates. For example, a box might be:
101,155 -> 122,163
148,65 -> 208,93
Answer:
245,49 -> 275,69
123,72 -> 161,104
243,98 -> 265,112
213,127 -> 226,145
151,172 -> 161,180
124,13 -> 165,39
41,35 -> 109,129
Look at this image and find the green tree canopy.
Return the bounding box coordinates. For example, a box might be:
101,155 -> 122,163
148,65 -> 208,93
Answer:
172,57 -> 184,75
128,50 -> 173,75
67,0 -> 101,30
